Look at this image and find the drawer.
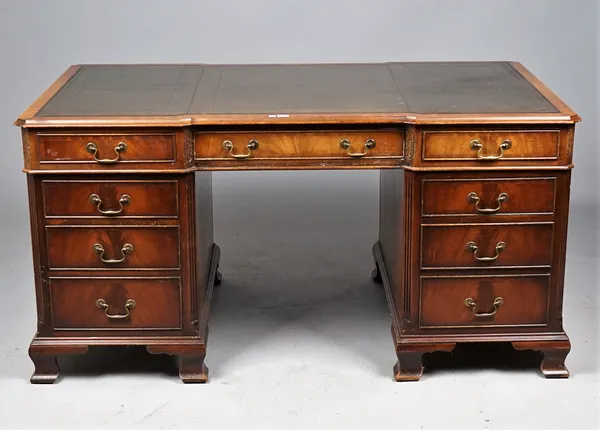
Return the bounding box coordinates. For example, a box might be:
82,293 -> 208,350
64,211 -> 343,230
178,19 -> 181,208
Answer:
46,226 -> 180,270
42,180 -> 179,218
420,275 -> 549,329
421,223 -> 553,269
195,130 -> 403,160
422,177 -> 556,217
422,130 -> 560,162
49,277 -> 181,330
36,132 -> 176,165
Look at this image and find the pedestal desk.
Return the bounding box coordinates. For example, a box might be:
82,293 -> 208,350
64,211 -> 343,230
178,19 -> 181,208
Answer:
15,62 -> 579,383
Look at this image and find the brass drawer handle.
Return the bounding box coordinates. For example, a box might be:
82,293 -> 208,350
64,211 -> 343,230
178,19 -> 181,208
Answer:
96,298 -> 136,319
93,243 -> 134,264
86,142 -> 127,164
340,138 -> 376,157
222,139 -> 258,159
464,297 -> 504,317
89,194 -> 131,215
466,241 -> 505,261
467,192 -> 509,214
469,139 -> 511,160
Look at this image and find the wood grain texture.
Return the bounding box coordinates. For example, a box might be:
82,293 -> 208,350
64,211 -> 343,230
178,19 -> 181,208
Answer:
420,223 -> 554,269
42,179 -> 179,218
195,129 -> 404,160
419,275 -> 550,328
24,173 -> 221,383
421,176 -> 556,217
37,132 -> 176,163
17,62 -> 577,383
23,129 -> 189,172
46,226 -> 180,270
411,126 -> 573,170
49,277 -> 182,330
376,165 -> 572,380
422,130 -> 560,161
22,125 -> 575,174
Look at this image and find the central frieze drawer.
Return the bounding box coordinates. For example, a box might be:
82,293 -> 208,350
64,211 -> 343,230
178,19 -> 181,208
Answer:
195,130 -> 404,160
42,180 -> 179,218
420,223 -> 553,269
50,277 -> 182,330
46,226 -> 180,270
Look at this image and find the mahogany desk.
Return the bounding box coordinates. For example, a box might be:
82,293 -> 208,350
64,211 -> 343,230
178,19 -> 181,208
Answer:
15,62 -> 579,383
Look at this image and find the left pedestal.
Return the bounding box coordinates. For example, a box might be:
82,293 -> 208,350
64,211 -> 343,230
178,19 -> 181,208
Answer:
25,172 -> 219,384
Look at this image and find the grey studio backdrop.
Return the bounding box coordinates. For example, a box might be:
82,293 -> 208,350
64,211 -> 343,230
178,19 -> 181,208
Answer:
0,1 -> 598,429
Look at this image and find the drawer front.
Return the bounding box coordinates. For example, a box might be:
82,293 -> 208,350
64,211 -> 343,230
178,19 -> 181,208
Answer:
37,132 -> 176,165
42,180 -> 179,218
50,277 -> 181,330
195,130 -> 403,160
422,130 -> 559,162
420,275 -> 549,329
46,226 -> 180,270
421,223 -> 553,269
422,177 -> 556,217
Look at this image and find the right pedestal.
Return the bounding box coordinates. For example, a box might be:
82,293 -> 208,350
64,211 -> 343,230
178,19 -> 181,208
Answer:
376,163 -> 573,381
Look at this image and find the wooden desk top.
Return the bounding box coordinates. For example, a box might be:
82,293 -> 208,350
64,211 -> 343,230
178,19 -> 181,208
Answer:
16,62 -> 578,127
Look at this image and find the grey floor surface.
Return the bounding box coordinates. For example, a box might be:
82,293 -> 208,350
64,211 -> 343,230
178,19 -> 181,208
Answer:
0,171 -> 598,429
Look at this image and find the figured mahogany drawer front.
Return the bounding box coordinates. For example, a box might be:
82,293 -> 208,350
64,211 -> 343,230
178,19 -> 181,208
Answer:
421,223 -> 553,269
46,226 -> 180,270
422,177 -> 556,217
37,132 -> 176,165
422,130 -> 560,162
420,275 -> 549,329
42,180 -> 179,218
49,278 -> 181,330
195,130 -> 404,160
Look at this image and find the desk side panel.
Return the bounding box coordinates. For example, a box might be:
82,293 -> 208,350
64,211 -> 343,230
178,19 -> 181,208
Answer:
379,169 -> 408,330
193,172 -> 215,341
